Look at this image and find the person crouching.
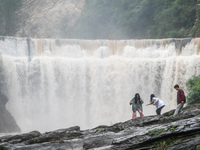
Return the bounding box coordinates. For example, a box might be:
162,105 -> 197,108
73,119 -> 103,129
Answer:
146,94 -> 165,115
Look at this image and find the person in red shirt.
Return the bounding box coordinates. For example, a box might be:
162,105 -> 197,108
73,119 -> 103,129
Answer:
173,84 -> 186,116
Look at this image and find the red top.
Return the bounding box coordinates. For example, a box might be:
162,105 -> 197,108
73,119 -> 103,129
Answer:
177,89 -> 186,104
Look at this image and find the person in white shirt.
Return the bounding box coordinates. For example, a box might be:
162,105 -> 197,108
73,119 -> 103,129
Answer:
146,94 -> 165,115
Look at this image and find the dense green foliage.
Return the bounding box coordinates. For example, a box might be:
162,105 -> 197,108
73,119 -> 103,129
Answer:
186,75 -> 200,105
69,0 -> 200,39
0,0 -> 199,39
0,0 -> 23,35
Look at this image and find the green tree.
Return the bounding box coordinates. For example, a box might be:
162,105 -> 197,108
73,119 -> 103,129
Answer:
152,0 -> 197,38
186,75 -> 200,105
191,4 -> 200,37
69,0 -> 200,39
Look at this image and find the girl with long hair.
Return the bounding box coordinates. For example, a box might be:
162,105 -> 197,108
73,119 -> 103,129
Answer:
146,94 -> 165,115
130,93 -> 144,120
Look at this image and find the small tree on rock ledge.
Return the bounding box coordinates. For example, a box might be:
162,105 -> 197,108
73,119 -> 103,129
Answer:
186,74 -> 200,105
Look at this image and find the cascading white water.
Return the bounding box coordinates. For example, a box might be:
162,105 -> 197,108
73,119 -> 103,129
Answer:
0,37 -> 200,133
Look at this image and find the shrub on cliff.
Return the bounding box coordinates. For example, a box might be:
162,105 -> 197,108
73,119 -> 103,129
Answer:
71,0 -> 199,39
186,74 -> 200,105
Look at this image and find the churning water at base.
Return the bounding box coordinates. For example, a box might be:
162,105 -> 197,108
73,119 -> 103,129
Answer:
0,37 -> 200,132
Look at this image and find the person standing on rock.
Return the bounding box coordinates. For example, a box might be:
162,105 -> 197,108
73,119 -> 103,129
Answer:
173,84 -> 186,116
130,93 -> 144,120
146,94 -> 165,115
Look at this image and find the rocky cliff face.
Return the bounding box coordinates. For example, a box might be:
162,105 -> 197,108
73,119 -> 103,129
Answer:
0,53 -> 20,134
0,104 -> 200,150
12,0 -> 85,38
0,93 -> 21,133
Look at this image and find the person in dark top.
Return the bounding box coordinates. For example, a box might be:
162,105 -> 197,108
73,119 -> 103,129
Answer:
173,84 -> 186,116
130,93 -> 144,120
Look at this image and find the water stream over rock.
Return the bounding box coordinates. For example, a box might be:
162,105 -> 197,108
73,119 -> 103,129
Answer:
0,37 -> 200,132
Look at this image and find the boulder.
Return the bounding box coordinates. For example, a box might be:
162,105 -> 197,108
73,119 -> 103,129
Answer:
0,104 -> 200,150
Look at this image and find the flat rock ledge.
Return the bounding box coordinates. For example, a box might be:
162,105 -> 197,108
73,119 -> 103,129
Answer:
0,104 -> 200,150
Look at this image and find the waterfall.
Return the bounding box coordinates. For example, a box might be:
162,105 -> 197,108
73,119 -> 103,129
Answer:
0,36 -> 200,133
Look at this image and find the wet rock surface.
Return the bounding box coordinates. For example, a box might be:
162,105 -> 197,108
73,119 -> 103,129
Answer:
0,93 -> 21,133
0,104 -> 200,150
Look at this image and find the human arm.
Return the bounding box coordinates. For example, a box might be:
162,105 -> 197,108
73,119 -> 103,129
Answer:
130,98 -> 134,105
180,90 -> 186,103
146,100 -> 154,106
178,90 -> 186,104
146,98 -> 156,106
140,99 -> 144,104
153,101 -> 157,105
151,97 -> 160,105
